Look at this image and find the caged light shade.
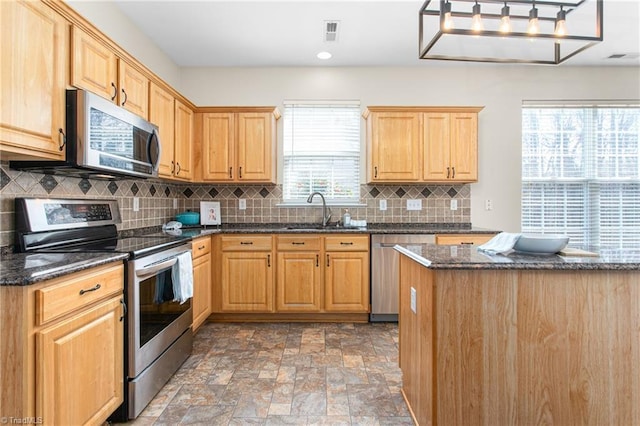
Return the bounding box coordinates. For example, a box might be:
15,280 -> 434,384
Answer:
419,0 -> 603,64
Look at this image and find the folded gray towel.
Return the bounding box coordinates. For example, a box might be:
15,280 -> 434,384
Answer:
477,232 -> 522,255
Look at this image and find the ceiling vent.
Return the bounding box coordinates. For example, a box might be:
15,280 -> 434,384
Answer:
607,53 -> 640,59
323,21 -> 340,42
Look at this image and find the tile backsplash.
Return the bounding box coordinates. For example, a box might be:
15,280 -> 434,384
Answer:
0,161 -> 470,249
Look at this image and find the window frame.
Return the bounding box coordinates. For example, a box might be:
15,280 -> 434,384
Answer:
280,100 -> 363,206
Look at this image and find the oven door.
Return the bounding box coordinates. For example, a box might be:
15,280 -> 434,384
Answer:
128,244 -> 193,378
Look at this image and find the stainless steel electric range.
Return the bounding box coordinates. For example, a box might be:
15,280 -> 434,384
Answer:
15,197 -> 193,420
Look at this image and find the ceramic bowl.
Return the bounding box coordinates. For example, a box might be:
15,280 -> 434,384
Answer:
513,234 -> 569,254
175,211 -> 200,226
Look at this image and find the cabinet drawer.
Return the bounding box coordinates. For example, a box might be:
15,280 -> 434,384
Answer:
435,234 -> 496,246
221,235 -> 273,251
325,235 -> 369,251
192,237 -> 211,259
276,235 -> 321,251
36,263 -> 124,325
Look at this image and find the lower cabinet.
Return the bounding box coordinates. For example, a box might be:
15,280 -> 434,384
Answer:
37,296 -> 124,425
217,235 -> 274,312
212,234 -> 370,316
0,262 -> 125,424
191,236 -> 212,331
276,236 -> 322,312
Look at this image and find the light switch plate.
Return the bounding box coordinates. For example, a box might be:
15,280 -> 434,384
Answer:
379,199 -> 387,211
450,199 -> 458,211
407,199 -> 422,211
133,197 -> 140,212
173,198 -> 178,209
239,199 -> 247,210
410,287 -> 417,314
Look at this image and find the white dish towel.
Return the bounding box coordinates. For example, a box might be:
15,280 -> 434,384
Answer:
477,232 -> 522,255
172,251 -> 194,304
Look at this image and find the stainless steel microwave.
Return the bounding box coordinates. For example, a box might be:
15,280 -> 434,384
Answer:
10,89 -> 160,180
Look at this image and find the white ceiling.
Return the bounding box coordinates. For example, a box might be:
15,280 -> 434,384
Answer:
113,0 -> 640,67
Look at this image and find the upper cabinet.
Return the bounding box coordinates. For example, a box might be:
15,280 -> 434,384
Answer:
71,26 -> 149,119
199,108 -> 280,183
173,99 -> 194,181
423,112 -> 478,182
149,82 -> 176,178
0,0 -> 69,160
365,107 -> 483,184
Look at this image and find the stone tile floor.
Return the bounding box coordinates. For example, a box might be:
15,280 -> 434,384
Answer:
124,322 -> 412,425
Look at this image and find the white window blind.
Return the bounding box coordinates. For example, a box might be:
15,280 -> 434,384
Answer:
283,102 -> 361,203
521,103 -> 640,250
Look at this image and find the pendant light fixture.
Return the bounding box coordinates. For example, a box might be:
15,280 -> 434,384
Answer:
555,6 -> 567,36
418,0 -> 603,64
471,1 -> 483,32
442,0 -> 454,30
527,2 -> 539,35
499,2 -> 511,34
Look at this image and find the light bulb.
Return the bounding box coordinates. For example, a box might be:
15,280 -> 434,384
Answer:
555,7 -> 567,36
528,6 -> 539,35
442,1 -> 454,30
471,2 -> 483,32
499,4 -> 511,33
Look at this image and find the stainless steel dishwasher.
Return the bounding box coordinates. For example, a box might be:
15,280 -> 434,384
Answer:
370,234 -> 435,322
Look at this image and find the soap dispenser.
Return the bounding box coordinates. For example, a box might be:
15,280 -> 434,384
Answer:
342,209 -> 351,227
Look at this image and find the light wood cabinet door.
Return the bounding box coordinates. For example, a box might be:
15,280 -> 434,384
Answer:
449,112 -> 478,182
36,296 -> 124,426
174,99 -> 194,180
423,112 -> 478,182
118,61 -> 149,119
192,251 -> 212,331
422,112 -> 450,181
237,112 -> 274,182
202,113 -> 235,181
221,252 -> 274,312
149,82 -> 175,178
71,26 -> 118,102
276,252 -> 322,312
1,0 -> 68,160
369,112 -> 421,182
325,251 -> 369,312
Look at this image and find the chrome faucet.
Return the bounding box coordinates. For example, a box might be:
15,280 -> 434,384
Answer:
306,192 -> 332,227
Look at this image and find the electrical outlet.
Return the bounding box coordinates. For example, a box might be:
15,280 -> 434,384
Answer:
379,199 -> 387,211
173,198 -> 178,209
410,287 -> 417,314
406,199 -> 422,211
239,199 -> 247,210
485,199 -> 493,211
450,199 -> 458,211
133,197 -> 140,212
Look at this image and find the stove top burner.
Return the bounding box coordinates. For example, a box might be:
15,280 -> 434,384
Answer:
40,235 -> 187,258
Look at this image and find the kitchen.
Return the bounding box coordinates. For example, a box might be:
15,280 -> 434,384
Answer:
1,0 -> 639,425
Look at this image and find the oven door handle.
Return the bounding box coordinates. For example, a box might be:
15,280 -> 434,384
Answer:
136,258 -> 178,279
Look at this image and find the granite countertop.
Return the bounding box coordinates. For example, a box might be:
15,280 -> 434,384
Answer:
394,243 -> 640,271
151,223 -> 498,236
0,252 -> 129,286
1,223 -> 499,287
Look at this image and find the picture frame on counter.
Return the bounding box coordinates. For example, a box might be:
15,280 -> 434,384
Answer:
200,201 -> 221,225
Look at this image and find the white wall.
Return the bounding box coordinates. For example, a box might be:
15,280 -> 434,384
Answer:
179,66 -> 639,232
65,0 -> 181,88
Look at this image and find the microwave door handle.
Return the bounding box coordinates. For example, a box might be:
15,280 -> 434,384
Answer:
136,258 -> 177,279
148,128 -> 161,172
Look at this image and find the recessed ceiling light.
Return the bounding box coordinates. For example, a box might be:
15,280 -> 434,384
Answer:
317,51 -> 332,60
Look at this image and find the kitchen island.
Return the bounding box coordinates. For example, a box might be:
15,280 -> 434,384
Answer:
395,244 -> 640,426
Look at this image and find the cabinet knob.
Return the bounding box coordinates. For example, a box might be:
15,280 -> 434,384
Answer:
446,167 -> 450,179
326,254 -> 330,267
316,254 -> 319,267
452,167 -> 455,179
374,166 -> 378,179
229,167 -> 233,179
239,166 -> 243,178
110,82 -> 117,101
267,254 -> 271,267
176,162 -> 181,175
121,88 -> 128,106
